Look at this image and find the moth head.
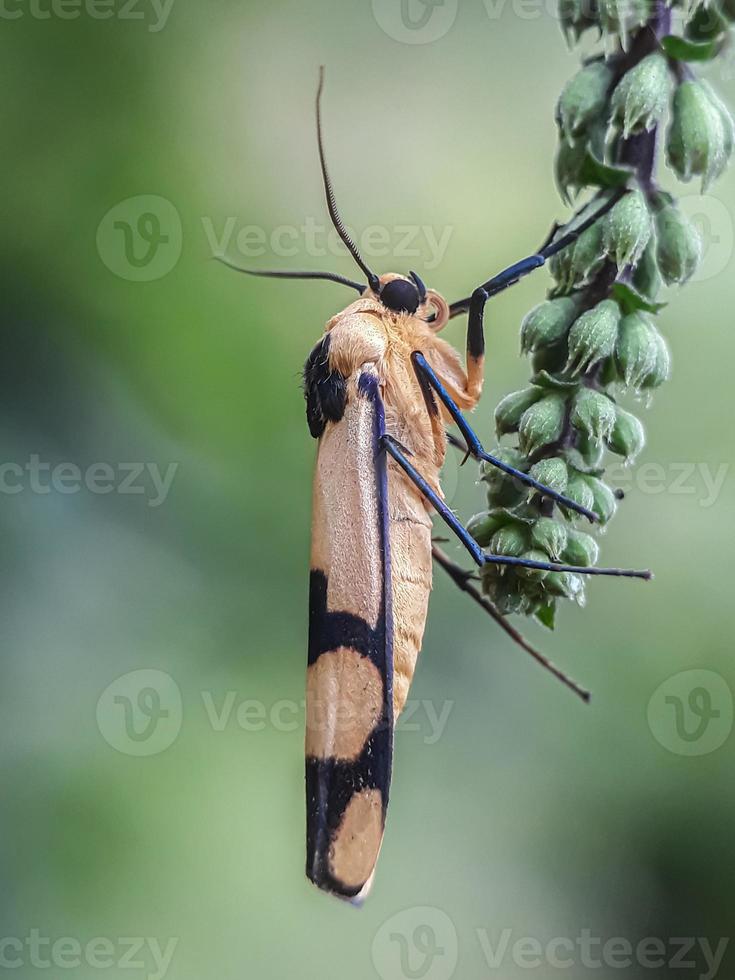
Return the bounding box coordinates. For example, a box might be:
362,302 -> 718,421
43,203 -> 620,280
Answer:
370,272 -> 450,330
373,272 -> 425,315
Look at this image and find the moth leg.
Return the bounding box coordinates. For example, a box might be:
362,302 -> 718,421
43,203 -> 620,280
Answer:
450,189 -> 626,400
431,545 -> 590,703
411,351 -> 597,523
381,434 -> 651,580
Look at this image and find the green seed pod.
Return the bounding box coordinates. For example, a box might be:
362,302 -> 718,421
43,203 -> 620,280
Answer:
639,329 -> 671,389
544,571 -> 584,599
615,312 -> 659,389
555,136 -> 588,204
518,394 -> 568,455
569,222 -> 607,286
655,204 -> 703,285
518,550 -> 551,581
566,299 -> 620,375
566,432 -> 606,471
521,297 -> 579,354
531,517 -> 569,561
571,387 -> 617,444
667,80 -> 728,190
490,523 -> 529,558
495,386 -> 544,436
556,61 -> 613,142
633,242 -> 663,300
611,52 -> 671,138
565,471 -> 596,514
467,509 -> 512,547
563,527 -> 600,567
582,474 -> 618,524
602,190 -> 653,269
529,456 -> 569,495
481,448 -> 528,507
607,406 -> 646,461
700,79 -> 735,160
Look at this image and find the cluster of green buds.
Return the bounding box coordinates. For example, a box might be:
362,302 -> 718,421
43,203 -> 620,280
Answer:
471,0 -> 733,625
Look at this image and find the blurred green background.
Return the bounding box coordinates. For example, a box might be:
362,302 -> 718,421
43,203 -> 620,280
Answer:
3,2 -> 735,978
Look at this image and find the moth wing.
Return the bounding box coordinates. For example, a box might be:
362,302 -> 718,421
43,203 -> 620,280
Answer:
305,366 -> 393,903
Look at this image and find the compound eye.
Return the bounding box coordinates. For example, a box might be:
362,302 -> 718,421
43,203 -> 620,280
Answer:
380,278 -> 420,314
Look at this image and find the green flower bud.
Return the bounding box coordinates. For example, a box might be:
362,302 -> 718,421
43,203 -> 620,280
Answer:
607,406 -> 646,461
602,190 -> 653,269
518,394 -> 568,455
544,571 -> 584,599
481,448 -> 528,507
667,80 -> 728,190
495,385 -> 544,436
566,299 -> 620,375
563,527 -> 600,566
518,550 -> 551,581
654,204 -> 702,285
521,297 -> 579,353
633,242 -> 663,300
556,61 -> 612,142
611,53 -> 671,138
565,471 -> 596,514
615,312 -> 659,389
529,456 -> 569,495
571,387 -> 617,443
531,517 -> 569,560
639,329 -> 671,389
490,523 -> 529,558
467,509 -> 512,547
582,474 -> 618,524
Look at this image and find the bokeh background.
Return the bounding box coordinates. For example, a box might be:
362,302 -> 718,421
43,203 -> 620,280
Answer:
3,2 -> 735,978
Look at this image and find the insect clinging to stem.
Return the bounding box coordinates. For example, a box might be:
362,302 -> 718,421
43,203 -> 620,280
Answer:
218,68 -> 652,904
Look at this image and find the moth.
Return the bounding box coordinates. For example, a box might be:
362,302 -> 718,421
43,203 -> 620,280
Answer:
220,70 -> 650,904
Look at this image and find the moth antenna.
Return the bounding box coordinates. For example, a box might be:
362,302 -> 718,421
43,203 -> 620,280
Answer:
432,545 -> 591,703
212,254 -> 365,293
410,270 -> 427,303
316,67 -> 380,293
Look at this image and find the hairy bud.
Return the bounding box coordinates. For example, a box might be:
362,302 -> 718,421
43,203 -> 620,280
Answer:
667,80 -> 729,190
495,386 -> 544,436
602,190 -> 653,268
571,387 -> 617,443
557,61 -> 612,142
615,312 -> 659,389
566,299 -> 620,374
654,203 -> 703,285
611,52 -> 671,137
518,394 -> 568,455
607,406 -> 646,460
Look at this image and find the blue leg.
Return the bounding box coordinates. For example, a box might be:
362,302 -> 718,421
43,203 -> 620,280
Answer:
450,190 -> 627,390
381,435 -> 651,580
411,351 -> 597,524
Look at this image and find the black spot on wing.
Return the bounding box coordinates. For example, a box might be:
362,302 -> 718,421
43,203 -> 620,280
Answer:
303,334 -> 347,439
306,720 -> 391,898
